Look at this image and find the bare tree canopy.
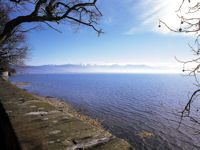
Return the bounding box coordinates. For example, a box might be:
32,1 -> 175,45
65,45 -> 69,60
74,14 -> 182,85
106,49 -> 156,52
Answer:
0,2 -> 28,71
0,0 -> 103,45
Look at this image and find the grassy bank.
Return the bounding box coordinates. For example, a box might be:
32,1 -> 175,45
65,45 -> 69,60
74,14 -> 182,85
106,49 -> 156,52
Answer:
0,80 -> 134,150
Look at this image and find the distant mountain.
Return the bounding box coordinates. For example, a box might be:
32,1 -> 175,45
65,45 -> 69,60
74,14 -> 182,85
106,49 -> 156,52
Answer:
14,64 -> 179,74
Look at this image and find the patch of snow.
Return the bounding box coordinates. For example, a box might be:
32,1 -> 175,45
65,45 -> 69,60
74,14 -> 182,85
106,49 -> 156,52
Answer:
42,118 -> 49,121
30,105 -> 37,108
65,138 -> 110,150
26,111 -> 48,115
49,141 -> 55,144
49,130 -> 61,135
52,120 -> 58,123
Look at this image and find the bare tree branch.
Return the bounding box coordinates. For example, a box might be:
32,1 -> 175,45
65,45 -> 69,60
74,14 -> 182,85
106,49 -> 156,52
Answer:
162,0 -> 200,131
43,22 -> 62,33
0,0 -> 102,44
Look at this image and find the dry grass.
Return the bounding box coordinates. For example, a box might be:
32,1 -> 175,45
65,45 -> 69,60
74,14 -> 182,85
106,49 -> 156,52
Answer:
137,131 -> 155,138
44,96 -> 103,129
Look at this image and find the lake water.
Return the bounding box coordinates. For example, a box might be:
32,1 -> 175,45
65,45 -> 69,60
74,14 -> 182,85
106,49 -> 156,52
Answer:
10,74 -> 200,150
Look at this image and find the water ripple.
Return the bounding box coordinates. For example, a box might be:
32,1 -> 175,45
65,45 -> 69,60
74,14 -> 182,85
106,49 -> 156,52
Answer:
10,74 -> 200,150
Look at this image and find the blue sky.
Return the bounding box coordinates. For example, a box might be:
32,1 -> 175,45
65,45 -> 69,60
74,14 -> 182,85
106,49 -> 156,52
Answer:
25,0 -> 194,68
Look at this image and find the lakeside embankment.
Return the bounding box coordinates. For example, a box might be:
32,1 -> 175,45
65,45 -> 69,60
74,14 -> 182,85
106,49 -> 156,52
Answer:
0,80 -> 133,150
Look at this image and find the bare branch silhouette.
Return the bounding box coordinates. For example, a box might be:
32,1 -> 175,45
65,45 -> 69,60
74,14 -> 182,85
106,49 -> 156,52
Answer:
0,0 -> 103,45
160,0 -> 200,130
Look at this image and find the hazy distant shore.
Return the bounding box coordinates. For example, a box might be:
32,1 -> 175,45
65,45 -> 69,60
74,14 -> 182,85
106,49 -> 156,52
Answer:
14,64 -> 181,74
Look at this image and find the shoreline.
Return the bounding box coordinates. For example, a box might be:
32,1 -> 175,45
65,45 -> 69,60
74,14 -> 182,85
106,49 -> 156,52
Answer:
33,94 -> 104,129
11,82 -> 31,86
0,80 -> 133,150
11,81 -> 104,129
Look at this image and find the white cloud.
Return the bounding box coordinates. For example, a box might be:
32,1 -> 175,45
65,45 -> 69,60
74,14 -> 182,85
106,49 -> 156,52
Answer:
125,27 -> 136,35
